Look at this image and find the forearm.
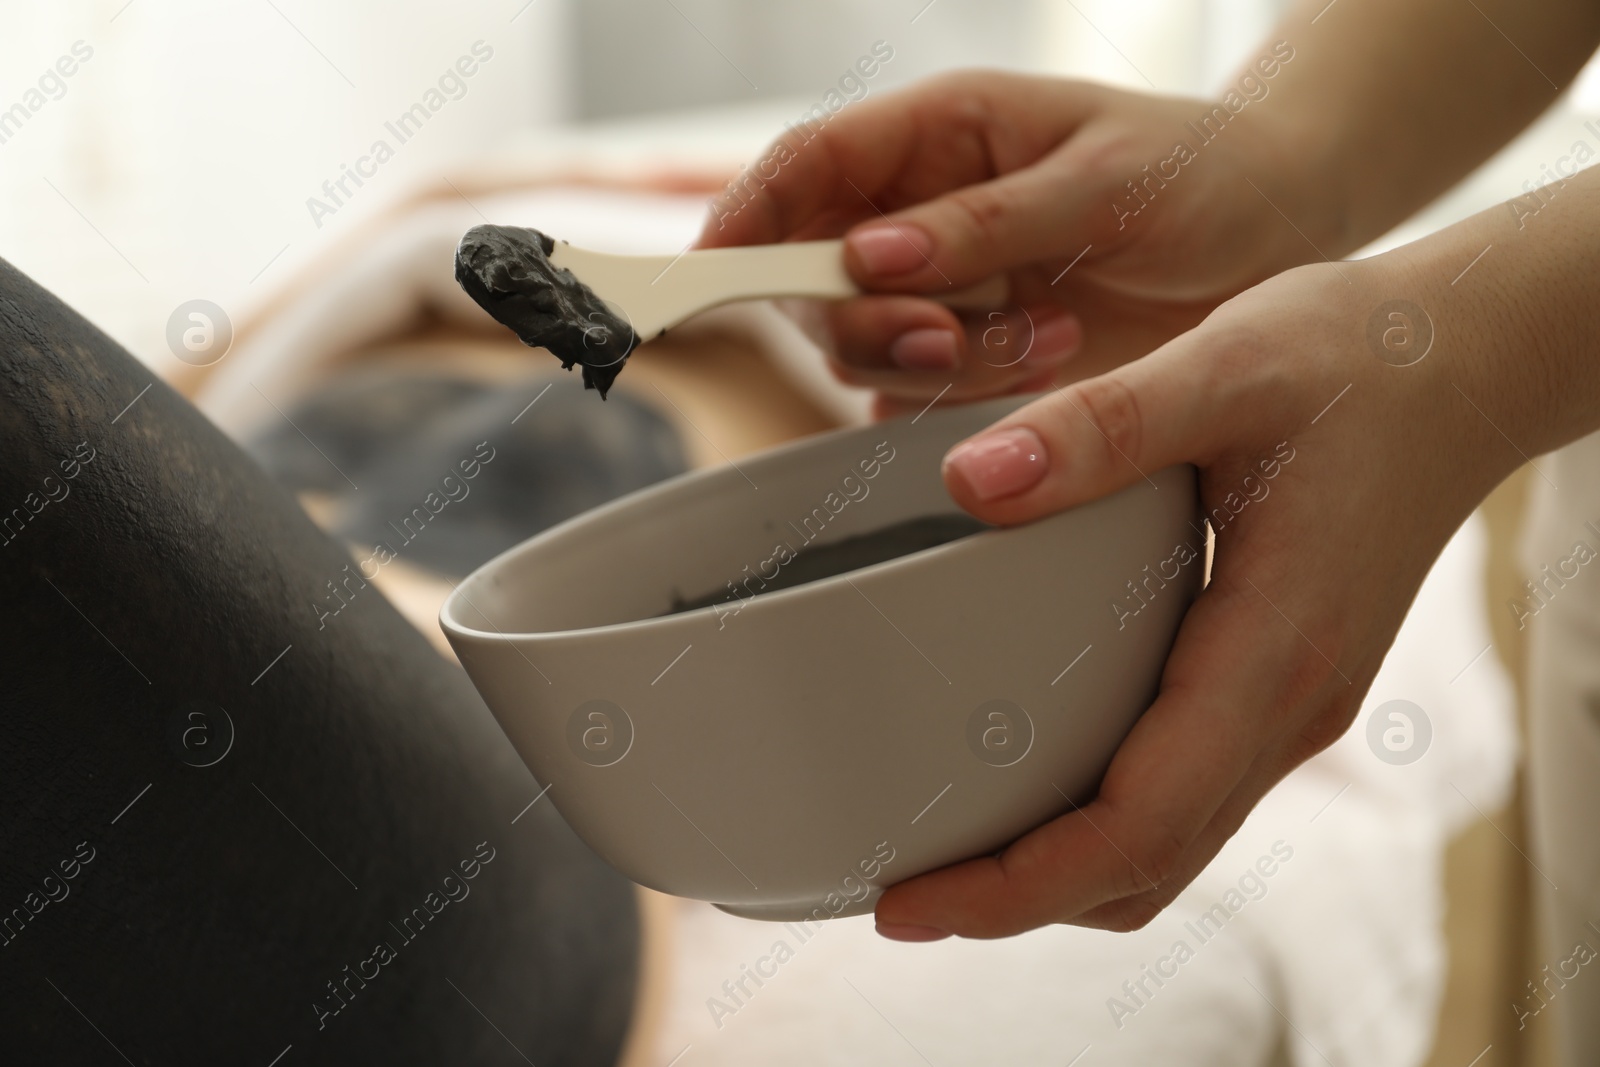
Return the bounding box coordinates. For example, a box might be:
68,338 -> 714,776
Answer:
1375,162 -> 1600,483
1245,0 -> 1600,256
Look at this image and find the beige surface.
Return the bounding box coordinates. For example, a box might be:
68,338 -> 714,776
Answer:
1422,465 -> 1551,1067
617,887 -> 682,1067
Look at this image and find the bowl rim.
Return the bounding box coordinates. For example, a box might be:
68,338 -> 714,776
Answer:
439,396 -> 1036,644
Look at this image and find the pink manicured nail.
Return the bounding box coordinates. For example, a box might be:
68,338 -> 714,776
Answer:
848,224 -> 935,277
1024,312 -> 1082,364
888,328 -> 959,370
876,922 -> 951,942
944,427 -> 1048,502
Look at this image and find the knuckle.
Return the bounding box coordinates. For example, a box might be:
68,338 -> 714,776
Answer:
1292,698 -> 1362,758
944,184 -> 1011,252
1201,322 -> 1268,382
1097,817 -> 1185,902
1133,823 -> 1186,887
1278,633 -> 1348,705
1071,127 -> 1140,185
1067,375 -> 1146,471
1106,859 -> 1156,902
924,69 -> 997,119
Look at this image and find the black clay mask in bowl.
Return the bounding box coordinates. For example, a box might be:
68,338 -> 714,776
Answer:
667,514 -> 991,615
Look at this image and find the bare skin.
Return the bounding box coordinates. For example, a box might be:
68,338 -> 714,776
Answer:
700,0 -> 1600,939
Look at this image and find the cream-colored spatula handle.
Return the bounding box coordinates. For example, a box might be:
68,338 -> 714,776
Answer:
548,238 -> 1007,340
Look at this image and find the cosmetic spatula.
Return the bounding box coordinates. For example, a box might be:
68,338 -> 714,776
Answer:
454,224 -> 1005,398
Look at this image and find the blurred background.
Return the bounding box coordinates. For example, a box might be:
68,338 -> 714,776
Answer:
6,0 -> 1598,366
0,0 -> 1367,366
5,3 -> 1598,1065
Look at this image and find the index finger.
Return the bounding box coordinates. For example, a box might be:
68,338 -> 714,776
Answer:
695,71 -> 1099,251
694,90 -> 925,249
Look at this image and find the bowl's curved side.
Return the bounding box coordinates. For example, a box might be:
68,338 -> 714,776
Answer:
447,461 -> 1204,917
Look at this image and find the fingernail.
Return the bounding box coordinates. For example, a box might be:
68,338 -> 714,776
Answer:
1025,311 -> 1082,365
876,922 -> 951,942
944,427 -> 1048,502
888,328 -> 959,370
848,224 -> 934,277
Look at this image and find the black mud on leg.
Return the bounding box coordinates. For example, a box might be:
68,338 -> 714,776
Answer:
0,257 -> 639,1066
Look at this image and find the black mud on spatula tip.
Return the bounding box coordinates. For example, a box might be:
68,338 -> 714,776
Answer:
455,224 -> 642,399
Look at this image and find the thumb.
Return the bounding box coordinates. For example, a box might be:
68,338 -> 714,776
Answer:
843,158 -> 1110,291
940,344 -> 1222,525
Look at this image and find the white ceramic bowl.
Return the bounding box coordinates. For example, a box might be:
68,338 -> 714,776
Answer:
442,396 -> 1202,922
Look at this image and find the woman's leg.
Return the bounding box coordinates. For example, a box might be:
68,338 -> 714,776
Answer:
0,257 -> 639,1065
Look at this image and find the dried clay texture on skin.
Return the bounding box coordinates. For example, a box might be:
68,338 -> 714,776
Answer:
455,224 -> 641,398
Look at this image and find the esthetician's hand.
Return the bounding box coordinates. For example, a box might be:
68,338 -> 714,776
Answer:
872,172 -> 1600,939
695,69 -> 1330,415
